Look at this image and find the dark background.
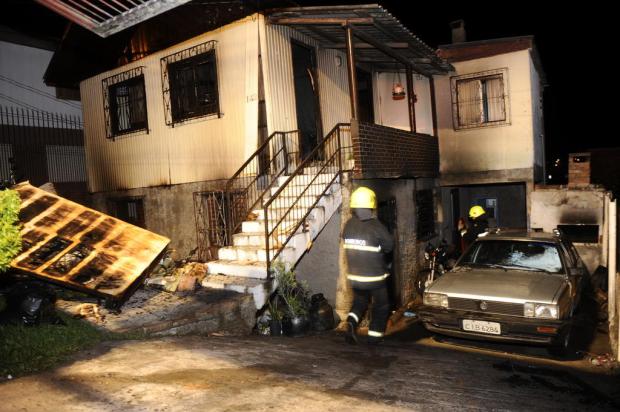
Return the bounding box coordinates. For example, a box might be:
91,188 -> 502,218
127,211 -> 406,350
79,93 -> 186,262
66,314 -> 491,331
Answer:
1,1 -> 612,182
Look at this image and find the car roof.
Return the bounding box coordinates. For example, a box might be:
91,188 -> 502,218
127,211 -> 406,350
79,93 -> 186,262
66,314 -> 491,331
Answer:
478,229 -> 561,243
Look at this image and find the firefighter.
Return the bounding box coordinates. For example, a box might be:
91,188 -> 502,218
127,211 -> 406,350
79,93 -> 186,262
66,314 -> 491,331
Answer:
343,186 -> 394,345
461,205 -> 489,249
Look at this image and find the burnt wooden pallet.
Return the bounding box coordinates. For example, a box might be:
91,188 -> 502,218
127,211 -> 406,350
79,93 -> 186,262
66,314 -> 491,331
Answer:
10,182 -> 170,307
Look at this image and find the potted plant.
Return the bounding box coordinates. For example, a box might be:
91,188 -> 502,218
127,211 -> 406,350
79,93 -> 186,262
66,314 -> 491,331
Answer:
267,296 -> 284,336
272,262 -> 310,337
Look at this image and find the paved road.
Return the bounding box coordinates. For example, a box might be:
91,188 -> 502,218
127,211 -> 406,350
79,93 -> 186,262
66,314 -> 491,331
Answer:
1,326 -> 618,411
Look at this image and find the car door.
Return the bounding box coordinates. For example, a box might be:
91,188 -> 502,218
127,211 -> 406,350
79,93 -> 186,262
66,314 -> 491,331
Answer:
561,240 -> 586,307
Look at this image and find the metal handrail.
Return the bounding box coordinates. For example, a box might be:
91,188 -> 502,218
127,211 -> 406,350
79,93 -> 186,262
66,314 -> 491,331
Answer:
223,129 -> 300,244
263,123 -> 351,272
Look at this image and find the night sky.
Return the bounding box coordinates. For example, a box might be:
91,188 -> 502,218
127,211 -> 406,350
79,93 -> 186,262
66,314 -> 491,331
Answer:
1,1 -> 612,181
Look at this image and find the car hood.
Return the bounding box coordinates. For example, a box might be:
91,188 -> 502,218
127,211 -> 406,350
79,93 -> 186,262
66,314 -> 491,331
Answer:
427,268 -> 568,304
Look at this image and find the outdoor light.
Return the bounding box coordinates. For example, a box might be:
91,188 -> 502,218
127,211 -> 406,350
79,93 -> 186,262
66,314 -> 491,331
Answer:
524,302 -> 559,319
424,292 -> 449,308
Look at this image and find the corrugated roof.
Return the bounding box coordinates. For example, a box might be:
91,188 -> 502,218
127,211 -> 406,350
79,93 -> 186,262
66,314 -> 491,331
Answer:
266,4 -> 452,75
11,182 -> 169,306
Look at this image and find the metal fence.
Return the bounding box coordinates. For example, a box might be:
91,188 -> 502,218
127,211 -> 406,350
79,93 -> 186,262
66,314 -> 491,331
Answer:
0,105 -> 85,187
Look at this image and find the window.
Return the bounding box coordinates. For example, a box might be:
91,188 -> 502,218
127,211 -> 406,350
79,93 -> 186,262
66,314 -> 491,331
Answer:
451,69 -> 508,129
416,190 -> 435,240
165,46 -> 219,124
476,198 -> 498,225
109,197 -> 145,228
102,67 -> 148,139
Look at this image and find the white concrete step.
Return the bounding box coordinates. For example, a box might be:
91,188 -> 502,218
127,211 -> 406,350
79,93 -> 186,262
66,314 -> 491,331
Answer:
277,173 -> 339,187
262,194 -> 328,210
201,273 -> 276,310
218,245 -> 294,262
206,259 -> 268,279
250,206 -> 323,222
303,165 -> 339,175
241,217 -> 300,234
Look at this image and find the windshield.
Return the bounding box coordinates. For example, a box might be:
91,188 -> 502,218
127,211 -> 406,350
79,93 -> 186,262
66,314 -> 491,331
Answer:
458,240 -> 564,274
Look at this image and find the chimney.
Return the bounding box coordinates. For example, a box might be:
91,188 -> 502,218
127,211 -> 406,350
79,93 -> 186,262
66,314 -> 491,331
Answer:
568,152 -> 591,187
450,19 -> 466,43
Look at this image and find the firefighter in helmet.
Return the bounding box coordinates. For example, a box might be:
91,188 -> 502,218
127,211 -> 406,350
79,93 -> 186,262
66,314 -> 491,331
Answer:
343,187 -> 394,345
461,205 -> 489,250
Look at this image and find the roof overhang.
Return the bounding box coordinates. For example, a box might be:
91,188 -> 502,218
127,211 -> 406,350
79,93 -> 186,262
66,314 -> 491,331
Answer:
35,0 -> 191,38
267,4 -> 452,75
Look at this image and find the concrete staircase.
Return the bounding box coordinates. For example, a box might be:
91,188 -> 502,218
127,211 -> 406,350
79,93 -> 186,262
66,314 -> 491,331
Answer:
202,166 -> 342,308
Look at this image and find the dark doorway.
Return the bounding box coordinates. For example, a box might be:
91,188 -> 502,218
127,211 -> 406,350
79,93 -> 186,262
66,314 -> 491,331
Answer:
377,197 -> 398,309
292,42 -> 322,160
356,68 -> 374,123
450,188 -> 461,248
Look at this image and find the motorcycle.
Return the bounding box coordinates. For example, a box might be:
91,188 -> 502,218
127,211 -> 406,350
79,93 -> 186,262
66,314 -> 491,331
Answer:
416,240 -> 457,295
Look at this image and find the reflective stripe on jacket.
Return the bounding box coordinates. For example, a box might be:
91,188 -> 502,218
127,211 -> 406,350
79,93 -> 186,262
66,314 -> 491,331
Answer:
342,215 -> 393,289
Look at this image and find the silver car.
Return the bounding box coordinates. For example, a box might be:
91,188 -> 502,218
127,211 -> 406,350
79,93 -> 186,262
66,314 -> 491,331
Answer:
419,230 -> 588,356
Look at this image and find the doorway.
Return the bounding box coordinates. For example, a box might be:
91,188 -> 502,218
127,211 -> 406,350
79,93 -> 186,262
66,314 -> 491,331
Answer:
356,68 -> 374,124
292,42 -> 322,161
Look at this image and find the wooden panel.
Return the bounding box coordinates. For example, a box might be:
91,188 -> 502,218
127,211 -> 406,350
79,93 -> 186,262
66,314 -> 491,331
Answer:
11,182 -> 169,305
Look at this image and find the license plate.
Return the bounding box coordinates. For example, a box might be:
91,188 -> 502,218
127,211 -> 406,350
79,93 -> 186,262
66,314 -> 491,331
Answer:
462,319 -> 501,335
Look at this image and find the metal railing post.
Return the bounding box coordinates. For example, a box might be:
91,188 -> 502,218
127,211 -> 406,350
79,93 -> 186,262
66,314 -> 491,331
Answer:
337,125 -> 342,177
264,204 -> 270,275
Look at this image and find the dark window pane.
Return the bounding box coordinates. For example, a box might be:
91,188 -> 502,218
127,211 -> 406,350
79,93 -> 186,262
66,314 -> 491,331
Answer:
169,50 -> 219,123
109,75 -> 147,136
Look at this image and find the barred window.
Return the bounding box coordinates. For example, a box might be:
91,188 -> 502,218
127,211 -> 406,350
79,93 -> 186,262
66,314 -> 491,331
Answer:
108,197 -> 145,228
169,50 -> 219,123
110,76 -> 147,135
451,69 -> 509,130
416,190 -> 435,240
102,67 -> 148,139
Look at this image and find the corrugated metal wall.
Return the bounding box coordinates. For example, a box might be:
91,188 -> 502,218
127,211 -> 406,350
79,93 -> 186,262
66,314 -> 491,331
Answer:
81,16 -> 260,193
260,17 -> 351,140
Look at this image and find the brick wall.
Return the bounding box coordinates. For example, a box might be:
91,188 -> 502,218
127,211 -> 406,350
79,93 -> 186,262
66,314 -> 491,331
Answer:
568,152 -> 591,187
351,119 -> 439,179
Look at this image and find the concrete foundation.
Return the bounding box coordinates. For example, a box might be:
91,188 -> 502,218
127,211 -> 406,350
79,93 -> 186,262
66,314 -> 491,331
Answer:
56,287 -> 256,336
90,179 -> 227,258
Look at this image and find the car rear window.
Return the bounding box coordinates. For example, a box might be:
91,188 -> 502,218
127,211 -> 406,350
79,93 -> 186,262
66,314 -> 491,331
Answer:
459,240 -> 564,273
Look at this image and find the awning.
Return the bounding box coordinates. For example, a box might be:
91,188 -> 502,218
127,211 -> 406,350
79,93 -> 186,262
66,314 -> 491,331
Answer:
35,0 -> 191,38
267,4 -> 452,75
11,182 -> 170,306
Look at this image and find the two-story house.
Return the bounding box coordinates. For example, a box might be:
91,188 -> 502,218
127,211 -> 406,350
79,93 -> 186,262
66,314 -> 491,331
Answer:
42,3 -> 451,312
434,22 -> 546,245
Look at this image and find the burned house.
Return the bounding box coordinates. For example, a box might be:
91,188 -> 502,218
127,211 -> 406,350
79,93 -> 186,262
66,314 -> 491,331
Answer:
435,25 -> 546,243
42,3 -> 452,313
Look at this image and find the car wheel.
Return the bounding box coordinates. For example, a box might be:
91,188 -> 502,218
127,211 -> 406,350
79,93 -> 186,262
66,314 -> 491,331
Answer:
547,326 -> 579,360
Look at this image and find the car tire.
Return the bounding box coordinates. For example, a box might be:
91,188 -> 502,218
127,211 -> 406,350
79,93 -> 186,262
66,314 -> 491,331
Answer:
547,326 -> 579,360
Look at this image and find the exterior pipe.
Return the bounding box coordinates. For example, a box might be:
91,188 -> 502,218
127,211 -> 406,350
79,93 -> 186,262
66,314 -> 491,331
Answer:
609,197 -> 617,360
344,25 -> 359,120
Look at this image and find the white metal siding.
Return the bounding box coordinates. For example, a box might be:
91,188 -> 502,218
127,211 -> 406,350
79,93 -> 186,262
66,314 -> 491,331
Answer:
260,19 -> 351,139
373,71 -> 434,135
80,16 -> 259,193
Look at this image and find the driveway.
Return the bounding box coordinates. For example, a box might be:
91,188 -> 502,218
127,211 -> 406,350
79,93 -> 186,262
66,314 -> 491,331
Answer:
1,324 -> 618,412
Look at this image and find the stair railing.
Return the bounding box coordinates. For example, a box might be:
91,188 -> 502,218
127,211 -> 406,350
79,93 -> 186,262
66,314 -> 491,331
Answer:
263,123 -> 351,273
224,130 -> 300,244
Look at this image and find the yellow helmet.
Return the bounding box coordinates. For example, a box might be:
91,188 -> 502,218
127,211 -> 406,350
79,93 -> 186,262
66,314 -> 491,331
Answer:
350,187 -> 376,209
469,205 -> 486,219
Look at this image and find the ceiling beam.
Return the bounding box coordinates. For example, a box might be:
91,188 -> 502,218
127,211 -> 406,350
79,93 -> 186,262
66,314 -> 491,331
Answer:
269,17 -> 373,25
325,42 -> 409,49
347,24 -> 431,77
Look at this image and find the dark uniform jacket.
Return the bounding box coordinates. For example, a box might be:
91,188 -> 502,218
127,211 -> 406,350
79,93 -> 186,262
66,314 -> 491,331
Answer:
342,215 -> 394,290
462,216 -> 489,248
